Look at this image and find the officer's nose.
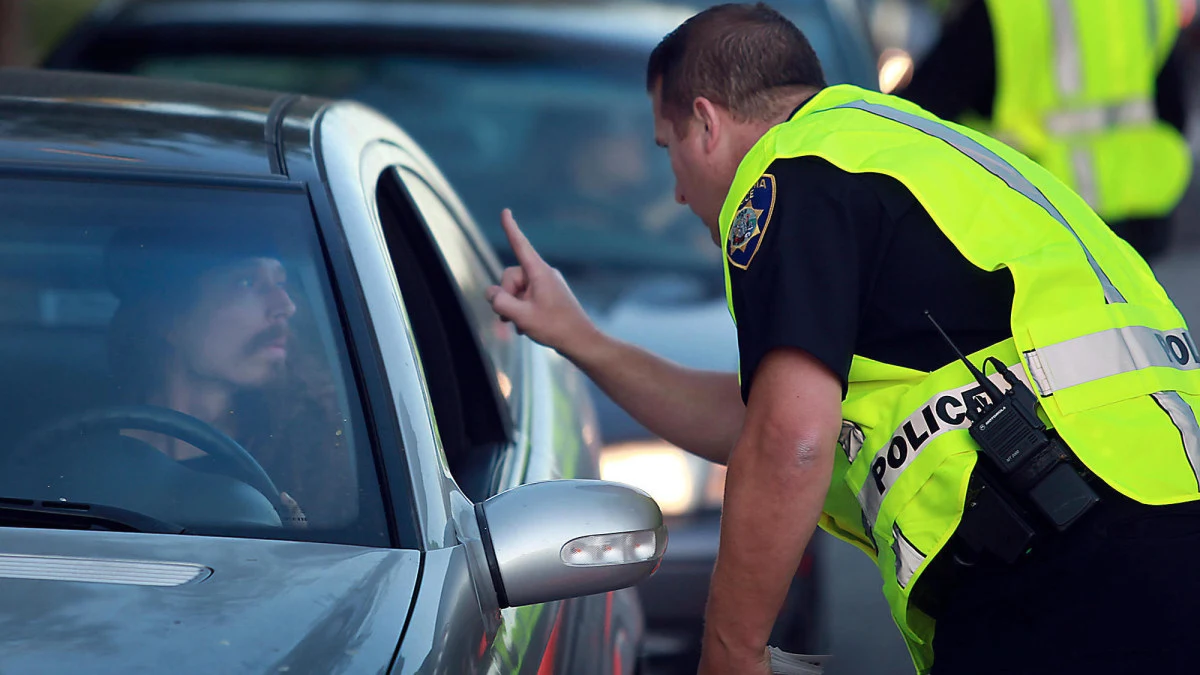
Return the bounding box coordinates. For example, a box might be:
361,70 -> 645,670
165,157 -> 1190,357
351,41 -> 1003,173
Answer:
675,183 -> 687,205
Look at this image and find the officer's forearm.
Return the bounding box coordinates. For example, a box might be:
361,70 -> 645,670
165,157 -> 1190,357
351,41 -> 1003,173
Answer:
701,419 -> 834,665
699,348 -> 841,671
560,328 -> 743,464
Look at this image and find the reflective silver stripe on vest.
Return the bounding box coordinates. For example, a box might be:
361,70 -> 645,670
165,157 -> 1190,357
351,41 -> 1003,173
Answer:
840,420 -> 865,463
892,523 -> 925,589
1050,0 -> 1084,96
831,99 -> 1200,517
1025,323 -> 1200,482
1023,325 -> 1200,395
1139,2 -> 1200,483
1147,0 -> 1159,51
1071,146 -> 1099,208
830,100 -> 1126,304
1046,99 -> 1156,136
1151,391 -> 1200,488
855,366 -> 1033,531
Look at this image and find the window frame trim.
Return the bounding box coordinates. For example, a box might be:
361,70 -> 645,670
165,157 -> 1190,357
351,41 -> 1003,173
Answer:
389,166 -> 518,439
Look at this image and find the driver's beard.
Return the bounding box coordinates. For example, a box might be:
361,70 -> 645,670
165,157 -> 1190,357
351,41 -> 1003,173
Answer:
240,350 -> 354,528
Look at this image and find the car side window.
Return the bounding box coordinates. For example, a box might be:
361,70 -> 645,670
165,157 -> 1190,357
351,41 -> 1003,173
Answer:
0,176 -> 394,546
373,168 -> 512,501
392,168 -> 521,417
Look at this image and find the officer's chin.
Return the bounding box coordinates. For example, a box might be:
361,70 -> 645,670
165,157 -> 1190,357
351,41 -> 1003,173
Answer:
706,221 -> 721,247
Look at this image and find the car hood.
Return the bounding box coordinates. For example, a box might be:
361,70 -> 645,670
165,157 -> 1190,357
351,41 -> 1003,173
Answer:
574,272 -> 739,444
0,527 -> 420,675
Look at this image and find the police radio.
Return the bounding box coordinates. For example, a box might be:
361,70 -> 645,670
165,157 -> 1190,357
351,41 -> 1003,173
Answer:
925,312 -> 1100,562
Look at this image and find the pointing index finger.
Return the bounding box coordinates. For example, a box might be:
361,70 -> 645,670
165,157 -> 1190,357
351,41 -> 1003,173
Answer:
501,208 -> 544,271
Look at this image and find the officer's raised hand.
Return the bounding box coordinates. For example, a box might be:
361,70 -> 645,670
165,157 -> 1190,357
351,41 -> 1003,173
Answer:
486,209 -> 597,355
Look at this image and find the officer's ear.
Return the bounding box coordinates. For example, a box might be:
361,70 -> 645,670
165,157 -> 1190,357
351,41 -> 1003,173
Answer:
691,96 -> 722,153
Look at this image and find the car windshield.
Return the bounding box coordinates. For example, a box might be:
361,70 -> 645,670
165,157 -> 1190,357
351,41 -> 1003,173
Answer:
0,176 -> 396,547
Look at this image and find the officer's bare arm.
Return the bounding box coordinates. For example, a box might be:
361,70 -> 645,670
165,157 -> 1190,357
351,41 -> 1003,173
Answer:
562,330 -> 744,465
486,209 -> 744,465
698,346 -> 840,674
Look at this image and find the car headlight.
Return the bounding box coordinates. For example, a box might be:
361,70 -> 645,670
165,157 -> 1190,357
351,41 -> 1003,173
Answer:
599,439 -> 727,517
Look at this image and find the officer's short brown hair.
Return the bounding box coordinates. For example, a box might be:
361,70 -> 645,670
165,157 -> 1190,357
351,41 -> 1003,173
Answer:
647,2 -> 826,134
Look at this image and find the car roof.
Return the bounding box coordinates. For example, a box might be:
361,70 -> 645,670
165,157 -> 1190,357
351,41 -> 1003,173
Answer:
0,67 -> 317,177
59,0 -> 699,58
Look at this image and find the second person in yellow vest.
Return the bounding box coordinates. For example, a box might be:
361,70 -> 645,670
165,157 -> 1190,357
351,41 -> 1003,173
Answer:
898,0 -> 1192,261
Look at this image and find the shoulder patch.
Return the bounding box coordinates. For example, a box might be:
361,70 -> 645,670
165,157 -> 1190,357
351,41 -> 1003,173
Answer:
726,173 -> 776,270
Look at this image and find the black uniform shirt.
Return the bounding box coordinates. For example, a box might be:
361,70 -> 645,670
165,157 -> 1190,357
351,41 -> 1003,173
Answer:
898,0 -> 1187,133
728,155 -> 1016,402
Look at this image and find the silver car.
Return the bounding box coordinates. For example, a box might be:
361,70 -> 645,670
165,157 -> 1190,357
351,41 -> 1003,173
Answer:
0,68 -> 664,674
41,2 -> 881,669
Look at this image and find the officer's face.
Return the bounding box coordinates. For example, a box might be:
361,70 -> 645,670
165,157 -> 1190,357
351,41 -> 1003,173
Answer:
652,86 -> 726,244
167,257 -> 297,390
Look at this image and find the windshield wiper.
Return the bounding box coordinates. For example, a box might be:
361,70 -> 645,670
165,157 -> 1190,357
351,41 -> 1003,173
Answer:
0,497 -> 185,534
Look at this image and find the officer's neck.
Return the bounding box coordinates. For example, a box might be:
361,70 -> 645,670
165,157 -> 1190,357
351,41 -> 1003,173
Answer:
772,86 -> 821,126
722,87 -> 820,165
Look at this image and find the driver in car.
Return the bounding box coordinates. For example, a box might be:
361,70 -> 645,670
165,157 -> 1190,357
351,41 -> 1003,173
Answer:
102,225 -> 354,529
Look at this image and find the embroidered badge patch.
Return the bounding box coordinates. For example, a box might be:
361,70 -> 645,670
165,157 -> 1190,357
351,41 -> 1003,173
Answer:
726,173 -> 776,270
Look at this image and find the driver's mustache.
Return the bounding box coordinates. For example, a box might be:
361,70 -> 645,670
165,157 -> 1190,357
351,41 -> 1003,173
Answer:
246,324 -> 289,354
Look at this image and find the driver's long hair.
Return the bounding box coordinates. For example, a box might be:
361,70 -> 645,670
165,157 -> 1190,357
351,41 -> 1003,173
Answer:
108,281 -> 357,529
232,339 -> 358,528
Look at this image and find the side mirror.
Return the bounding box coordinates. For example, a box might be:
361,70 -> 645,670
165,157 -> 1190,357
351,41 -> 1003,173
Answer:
477,479 -> 667,607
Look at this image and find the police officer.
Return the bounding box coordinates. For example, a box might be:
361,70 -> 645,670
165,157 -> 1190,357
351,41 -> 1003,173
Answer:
897,0 -> 1192,260
486,3 -> 1200,674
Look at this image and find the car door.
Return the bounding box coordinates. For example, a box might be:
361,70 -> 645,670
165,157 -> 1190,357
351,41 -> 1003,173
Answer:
374,157 -> 563,675
314,99 -> 638,674
380,163 -> 641,675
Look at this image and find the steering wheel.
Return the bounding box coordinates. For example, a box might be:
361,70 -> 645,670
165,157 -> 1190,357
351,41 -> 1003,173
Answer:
15,404 -> 282,509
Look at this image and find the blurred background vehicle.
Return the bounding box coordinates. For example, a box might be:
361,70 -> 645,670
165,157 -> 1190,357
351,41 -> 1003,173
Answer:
39,0 -> 879,671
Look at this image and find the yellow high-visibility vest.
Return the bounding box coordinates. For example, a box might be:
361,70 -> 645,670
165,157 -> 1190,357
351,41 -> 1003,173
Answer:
720,83 -> 1200,673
